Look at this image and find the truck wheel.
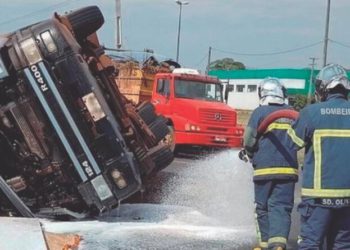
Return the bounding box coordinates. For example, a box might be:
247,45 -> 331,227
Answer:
163,126 -> 176,152
150,147 -> 174,174
149,116 -> 169,144
137,102 -> 157,125
134,145 -> 148,162
66,6 -> 104,41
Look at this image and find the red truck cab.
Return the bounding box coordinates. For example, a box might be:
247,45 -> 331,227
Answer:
151,68 -> 244,148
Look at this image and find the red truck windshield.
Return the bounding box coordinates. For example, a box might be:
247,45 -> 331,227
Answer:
174,79 -> 223,102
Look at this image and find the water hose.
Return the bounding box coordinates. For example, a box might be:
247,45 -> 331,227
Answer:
257,109 -> 299,136
239,109 -> 299,163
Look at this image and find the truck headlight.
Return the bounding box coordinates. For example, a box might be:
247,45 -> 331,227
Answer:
41,31 -> 57,53
185,123 -> 200,131
20,37 -> 42,65
91,175 -> 114,201
82,92 -> 106,122
111,169 -> 127,189
234,128 -> 244,136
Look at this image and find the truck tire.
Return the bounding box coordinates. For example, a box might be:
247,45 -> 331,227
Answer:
151,147 -> 174,174
137,102 -> 157,125
149,116 -> 169,144
66,6 -> 104,41
163,126 -> 176,153
134,145 -> 148,162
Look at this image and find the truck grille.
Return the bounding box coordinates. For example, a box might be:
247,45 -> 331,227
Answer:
199,108 -> 236,125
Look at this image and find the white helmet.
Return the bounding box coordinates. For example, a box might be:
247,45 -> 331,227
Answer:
315,64 -> 350,101
258,77 -> 287,106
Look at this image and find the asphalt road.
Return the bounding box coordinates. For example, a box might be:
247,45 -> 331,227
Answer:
134,150 -> 301,249
43,150 -> 302,250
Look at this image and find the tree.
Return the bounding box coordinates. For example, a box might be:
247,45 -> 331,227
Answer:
291,95 -> 308,111
209,58 -> 246,70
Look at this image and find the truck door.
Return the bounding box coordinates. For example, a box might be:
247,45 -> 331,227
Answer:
152,78 -> 171,115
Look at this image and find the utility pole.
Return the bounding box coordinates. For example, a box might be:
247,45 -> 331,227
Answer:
205,46 -> 212,75
308,57 -> 318,104
175,1 -> 189,62
115,0 -> 122,49
323,0 -> 331,67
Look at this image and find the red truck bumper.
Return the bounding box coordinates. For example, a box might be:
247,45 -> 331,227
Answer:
175,131 -> 243,148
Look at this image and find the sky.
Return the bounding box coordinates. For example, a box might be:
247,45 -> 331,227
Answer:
0,0 -> 349,72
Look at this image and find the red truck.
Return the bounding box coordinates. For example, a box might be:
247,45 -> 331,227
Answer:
114,60 -> 244,150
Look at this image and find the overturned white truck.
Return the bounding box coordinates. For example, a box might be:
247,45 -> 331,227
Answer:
0,6 -> 173,218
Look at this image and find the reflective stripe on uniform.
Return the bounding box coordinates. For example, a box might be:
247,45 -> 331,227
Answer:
302,188 -> 350,197
287,127 -> 305,147
265,122 -> 291,133
254,167 -> 298,176
303,129 -> 350,197
268,236 -> 287,245
260,242 -> 268,248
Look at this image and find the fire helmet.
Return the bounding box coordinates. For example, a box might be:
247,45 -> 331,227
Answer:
258,77 -> 287,105
315,64 -> 350,101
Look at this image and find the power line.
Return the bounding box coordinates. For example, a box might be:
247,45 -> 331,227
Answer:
0,0 -> 81,27
329,39 -> 350,49
193,54 -> 208,68
211,41 -> 323,57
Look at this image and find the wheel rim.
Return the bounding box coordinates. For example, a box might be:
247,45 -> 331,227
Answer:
164,126 -> 175,152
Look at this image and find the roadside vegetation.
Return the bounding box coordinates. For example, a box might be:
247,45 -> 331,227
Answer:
291,95 -> 308,111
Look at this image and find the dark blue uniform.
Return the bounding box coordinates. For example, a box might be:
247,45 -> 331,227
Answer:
244,103 -> 298,250
287,93 -> 350,249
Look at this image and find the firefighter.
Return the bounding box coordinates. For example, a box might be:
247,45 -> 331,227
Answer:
286,64 -> 350,249
240,77 -> 298,250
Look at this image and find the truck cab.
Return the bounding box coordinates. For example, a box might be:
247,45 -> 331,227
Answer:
151,68 -> 244,148
0,6 -> 174,218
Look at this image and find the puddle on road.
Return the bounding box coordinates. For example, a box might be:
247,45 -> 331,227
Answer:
42,149 -> 256,249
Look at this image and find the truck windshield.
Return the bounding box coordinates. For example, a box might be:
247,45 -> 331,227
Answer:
174,79 -> 223,102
